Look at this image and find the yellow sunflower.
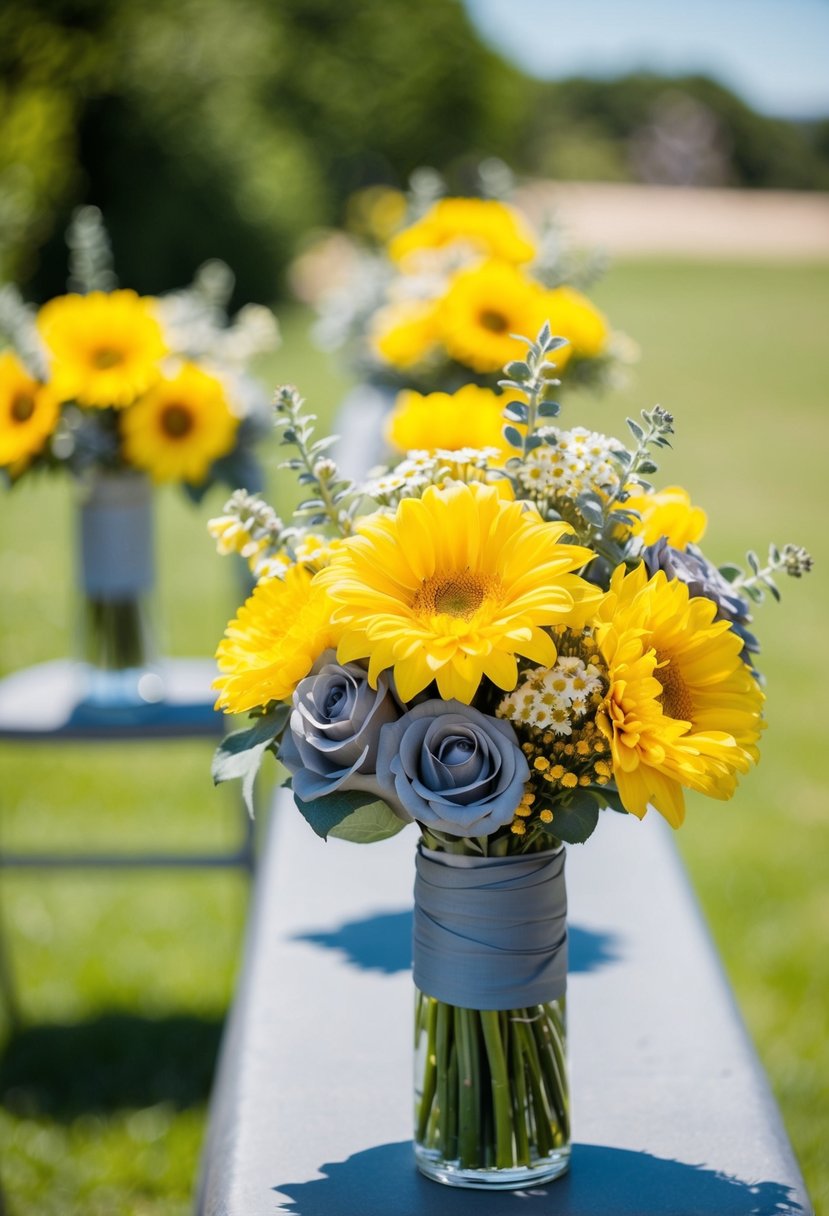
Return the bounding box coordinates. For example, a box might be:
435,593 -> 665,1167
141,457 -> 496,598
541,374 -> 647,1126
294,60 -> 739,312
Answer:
314,481 -> 601,704
0,352 -> 60,471
594,563 -> 764,828
624,484 -> 707,549
385,384 -> 511,457
121,363 -> 239,485
37,290 -> 166,408
371,300 -> 441,369
214,563 -> 341,713
542,286 -> 609,360
389,198 -> 536,268
436,260 -> 561,375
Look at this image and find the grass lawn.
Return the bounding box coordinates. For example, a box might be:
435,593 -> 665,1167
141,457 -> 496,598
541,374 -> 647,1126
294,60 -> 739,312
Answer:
1,262 -> 827,1214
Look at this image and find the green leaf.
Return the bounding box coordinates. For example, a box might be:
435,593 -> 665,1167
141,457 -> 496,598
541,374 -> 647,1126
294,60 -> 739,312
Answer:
627,418 -> 644,442
503,400 -> 529,424
718,563 -> 742,583
329,798 -> 407,844
504,360 -> 530,380
547,792 -> 600,844
747,549 -> 760,574
577,491 -> 605,527
537,400 -> 560,418
503,425 -> 524,449
211,704 -> 290,816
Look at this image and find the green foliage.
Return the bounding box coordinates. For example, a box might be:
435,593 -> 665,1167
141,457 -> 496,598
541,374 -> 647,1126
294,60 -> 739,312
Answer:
293,789 -> 404,844
211,706 -> 290,816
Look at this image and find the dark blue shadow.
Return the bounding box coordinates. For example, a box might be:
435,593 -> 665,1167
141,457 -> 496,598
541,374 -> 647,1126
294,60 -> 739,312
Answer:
273,1140 -> 807,1216
294,910 -> 412,974
568,924 -> 623,974
295,911 -> 622,979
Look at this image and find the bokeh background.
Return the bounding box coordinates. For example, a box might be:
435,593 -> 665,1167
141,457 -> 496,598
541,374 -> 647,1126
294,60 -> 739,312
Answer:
1,1 -> 827,1213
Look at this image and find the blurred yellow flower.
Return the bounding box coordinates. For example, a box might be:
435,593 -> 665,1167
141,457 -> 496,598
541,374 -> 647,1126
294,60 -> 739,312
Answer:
386,384 -> 510,457
436,260 -> 555,375
121,362 -> 238,485
624,484 -> 708,549
37,289 -> 166,408
214,563 -> 340,713
542,286 -> 609,360
389,198 -> 536,268
371,300 -> 440,369
0,352 -> 60,471
595,564 -> 764,828
347,186 -> 408,243
315,481 -> 600,704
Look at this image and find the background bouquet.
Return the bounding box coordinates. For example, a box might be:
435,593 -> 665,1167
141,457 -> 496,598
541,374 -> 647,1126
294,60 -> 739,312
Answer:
1,207 -> 280,700
1,207 -> 279,496
210,325 -> 810,1186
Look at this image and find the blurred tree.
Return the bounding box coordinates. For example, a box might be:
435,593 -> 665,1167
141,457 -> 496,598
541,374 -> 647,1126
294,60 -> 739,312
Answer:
3,0 -> 528,303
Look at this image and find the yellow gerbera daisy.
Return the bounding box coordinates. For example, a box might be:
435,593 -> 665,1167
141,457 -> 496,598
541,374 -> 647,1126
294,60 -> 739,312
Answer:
314,481 -> 602,704
542,286 -> 609,360
0,352 -> 60,470
436,260 -> 562,375
121,363 -> 239,485
624,484 -> 708,549
595,564 -> 764,828
37,290 -> 166,408
385,384 -> 511,458
371,300 -> 440,369
214,563 -> 341,713
389,198 -> 536,268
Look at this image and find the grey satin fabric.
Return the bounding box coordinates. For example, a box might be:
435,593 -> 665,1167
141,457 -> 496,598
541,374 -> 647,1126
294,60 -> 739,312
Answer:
79,475 -> 154,598
413,844 -> 567,1010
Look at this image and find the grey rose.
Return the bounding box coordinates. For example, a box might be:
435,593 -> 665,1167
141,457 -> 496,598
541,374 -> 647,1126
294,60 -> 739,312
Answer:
643,537 -> 760,662
279,653 -> 400,802
375,699 -> 530,837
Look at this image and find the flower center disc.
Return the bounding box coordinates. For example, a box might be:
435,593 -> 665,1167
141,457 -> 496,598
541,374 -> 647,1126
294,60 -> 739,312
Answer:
479,308 -> 508,334
160,404 -> 195,438
653,649 -> 695,722
412,571 -> 499,620
92,347 -> 124,369
11,394 -> 35,423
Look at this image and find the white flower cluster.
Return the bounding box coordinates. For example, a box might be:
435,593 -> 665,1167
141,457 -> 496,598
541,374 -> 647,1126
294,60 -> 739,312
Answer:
514,426 -> 622,505
498,656 -> 604,736
364,448 -> 503,508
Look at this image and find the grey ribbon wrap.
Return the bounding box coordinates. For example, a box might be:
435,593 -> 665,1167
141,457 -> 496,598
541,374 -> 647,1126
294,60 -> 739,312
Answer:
78,473 -> 154,599
413,844 -> 567,1011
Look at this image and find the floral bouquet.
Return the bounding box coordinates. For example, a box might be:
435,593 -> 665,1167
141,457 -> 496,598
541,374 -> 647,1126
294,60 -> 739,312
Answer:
210,326 -> 810,1188
1,207 -> 279,700
300,164 -> 633,473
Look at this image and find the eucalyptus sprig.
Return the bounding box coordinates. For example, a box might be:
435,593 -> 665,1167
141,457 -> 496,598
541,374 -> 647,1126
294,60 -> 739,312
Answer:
272,384 -> 358,536
499,322 -> 568,460
719,543 -> 814,604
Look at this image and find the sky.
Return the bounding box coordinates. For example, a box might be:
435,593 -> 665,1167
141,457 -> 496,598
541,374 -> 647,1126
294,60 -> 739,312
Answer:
464,0 -> 829,119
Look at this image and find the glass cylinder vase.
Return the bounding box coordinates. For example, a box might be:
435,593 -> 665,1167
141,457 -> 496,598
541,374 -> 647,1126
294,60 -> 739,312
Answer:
414,991 -> 570,1188
75,469 -> 163,707
412,842 -> 570,1189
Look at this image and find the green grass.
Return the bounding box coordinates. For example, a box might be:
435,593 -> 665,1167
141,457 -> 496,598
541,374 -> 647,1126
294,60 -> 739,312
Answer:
1,265 -> 827,1213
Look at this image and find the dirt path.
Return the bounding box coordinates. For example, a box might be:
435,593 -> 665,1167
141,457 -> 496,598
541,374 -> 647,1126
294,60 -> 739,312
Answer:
517,182 -> 829,259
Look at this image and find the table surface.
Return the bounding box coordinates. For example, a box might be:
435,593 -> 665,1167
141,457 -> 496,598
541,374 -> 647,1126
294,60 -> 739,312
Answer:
195,795 -> 813,1216
0,658 -> 223,740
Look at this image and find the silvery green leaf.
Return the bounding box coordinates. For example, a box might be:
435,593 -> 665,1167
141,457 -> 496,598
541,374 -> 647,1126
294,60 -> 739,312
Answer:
504,360 -> 530,379
212,705 -> 290,816
504,400 -> 529,423
627,418 -> 644,442
503,425 -> 525,449
638,460 -> 658,475
718,564 -> 742,583
525,434 -> 543,451
537,400 -> 561,418
577,492 -> 605,527
747,550 -> 760,574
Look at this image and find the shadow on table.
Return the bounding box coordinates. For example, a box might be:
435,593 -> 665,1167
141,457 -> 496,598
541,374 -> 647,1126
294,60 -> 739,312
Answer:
273,1140 -> 806,1216
0,1011 -> 223,1118
294,910 -> 622,977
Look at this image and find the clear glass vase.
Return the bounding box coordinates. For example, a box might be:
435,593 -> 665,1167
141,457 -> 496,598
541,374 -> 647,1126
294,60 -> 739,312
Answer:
413,989 -> 571,1189
75,469 -> 164,708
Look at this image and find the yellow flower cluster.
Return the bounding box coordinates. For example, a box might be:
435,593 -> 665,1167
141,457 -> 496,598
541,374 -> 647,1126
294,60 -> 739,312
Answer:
2,289 -> 241,485
370,197 -> 609,380
385,385 -> 511,458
